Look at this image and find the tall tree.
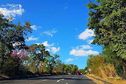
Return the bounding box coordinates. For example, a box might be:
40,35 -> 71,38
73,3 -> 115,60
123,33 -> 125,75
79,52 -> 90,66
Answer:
47,54 -> 59,74
28,44 -> 50,74
88,0 -> 126,77
0,14 -> 31,75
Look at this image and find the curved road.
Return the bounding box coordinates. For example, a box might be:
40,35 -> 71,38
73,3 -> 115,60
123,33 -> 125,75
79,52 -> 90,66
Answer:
0,75 -> 95,84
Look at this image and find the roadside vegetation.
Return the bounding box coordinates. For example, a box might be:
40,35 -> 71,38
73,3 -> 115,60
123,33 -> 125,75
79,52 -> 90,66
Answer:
84,0 -> 126,83
0,14 -> 78,79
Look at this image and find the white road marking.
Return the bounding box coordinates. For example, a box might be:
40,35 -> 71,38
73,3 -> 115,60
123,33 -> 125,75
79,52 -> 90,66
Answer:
57,79 -> 64,83
57,80 -> 61,82
66,83 -> 68,84
42,80 -> 47,81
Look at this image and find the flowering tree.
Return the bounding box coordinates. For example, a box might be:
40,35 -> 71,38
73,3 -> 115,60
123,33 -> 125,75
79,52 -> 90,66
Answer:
11,49 -> 28,59
0,14 -> 31,75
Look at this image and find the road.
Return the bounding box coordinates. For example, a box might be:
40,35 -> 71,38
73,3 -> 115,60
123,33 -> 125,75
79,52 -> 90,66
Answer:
0,75 -> 95,84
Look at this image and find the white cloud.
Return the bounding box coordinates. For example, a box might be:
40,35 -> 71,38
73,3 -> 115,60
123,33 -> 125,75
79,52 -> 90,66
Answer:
70,29 -> 98,56
70,44 -> 99,56
42,29 -> 57,37
75,45 -> 92,50
50,47 -> 60,54
26,36 -> 38,42
0,4 -> 24,18
88,39 -> 94,44
65,58 -> 74,63
70,49 -> 99,57
78,29 -> 94,40
41,41 -> 60,54
42,41 -> 53,47
30,25 -> 40,30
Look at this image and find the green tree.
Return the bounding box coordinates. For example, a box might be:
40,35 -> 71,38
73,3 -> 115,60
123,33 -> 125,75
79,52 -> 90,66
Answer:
63,64 -> 78,75
53,60 -> 64,74
0,14 -> 31,75
47,54 -> 59,75
69,64 -> 78,74
88,0 -> 126,77
27,44 -> 50,74
102,46 -> 123,76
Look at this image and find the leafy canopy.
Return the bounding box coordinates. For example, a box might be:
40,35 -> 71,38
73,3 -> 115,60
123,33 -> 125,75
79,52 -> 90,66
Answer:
88,0 -> 126,60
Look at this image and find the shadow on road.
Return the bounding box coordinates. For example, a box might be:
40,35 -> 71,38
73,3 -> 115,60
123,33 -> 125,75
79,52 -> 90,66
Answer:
0,75 -> 93,81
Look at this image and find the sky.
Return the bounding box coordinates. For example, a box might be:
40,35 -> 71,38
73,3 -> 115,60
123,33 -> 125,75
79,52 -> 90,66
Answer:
0,0 -> 102,69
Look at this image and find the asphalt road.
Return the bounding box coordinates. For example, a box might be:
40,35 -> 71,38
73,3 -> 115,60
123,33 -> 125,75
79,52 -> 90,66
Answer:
0,75 -> 95,84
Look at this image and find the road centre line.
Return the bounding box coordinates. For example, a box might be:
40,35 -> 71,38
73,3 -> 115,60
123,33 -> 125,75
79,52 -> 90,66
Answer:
57,79 -> 64,82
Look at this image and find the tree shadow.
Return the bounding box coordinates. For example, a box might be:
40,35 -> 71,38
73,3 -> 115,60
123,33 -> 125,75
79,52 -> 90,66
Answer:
0,75 -> 93,81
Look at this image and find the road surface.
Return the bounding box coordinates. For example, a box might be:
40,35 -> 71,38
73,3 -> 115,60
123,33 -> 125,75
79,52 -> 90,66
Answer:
0,75 -> 95,84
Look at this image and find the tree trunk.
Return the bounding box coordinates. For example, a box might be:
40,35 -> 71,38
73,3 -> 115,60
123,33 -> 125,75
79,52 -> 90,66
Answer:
49,64 -> 53,75
122,59 -> 126,79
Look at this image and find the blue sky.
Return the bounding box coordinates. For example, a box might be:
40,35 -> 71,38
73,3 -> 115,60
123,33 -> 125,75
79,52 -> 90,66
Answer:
0,0 -> 102,69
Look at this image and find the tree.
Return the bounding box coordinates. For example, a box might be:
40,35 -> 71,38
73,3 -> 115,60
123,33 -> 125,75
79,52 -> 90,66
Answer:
87,55 -> 105,74
47,54 -> 59,74
53,60 -> 63,74
27,44 -> 50,74
102,46 -> 123,76
62,64 -> 78,75
0,14 -> 31,75
87,55 -> 117,77
88,0 -> 126,77
69,64 -> 78,75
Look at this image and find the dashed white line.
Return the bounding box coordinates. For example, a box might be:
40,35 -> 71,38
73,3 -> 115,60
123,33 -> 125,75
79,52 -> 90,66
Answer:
57,80 -> 61,82
57,79 -> 64,83
61,79 -> 64,81
42,80 -> 47,81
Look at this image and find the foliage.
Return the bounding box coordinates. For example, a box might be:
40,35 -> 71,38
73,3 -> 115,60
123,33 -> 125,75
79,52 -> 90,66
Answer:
87,55 -> 117,78
88,0 -> 126,78
0,14 -> 79,77
0,14 -> 31,75
87,55 -> 104,70
80,67 -> 88,74
102,46 -> 124,76
88,0 -> 126,60
63,64 -> 78,75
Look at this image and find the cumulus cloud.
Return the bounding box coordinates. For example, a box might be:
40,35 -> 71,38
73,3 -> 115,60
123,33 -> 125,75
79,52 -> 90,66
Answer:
75,45 -> 92,50
30,25 -> 40,30
0,4 -> 24,18
70,49 -> 99,57
26,36 -> 38,42
42,29 -> 57,37
65,58 -> 74,63
70,44 -> 99,56
88,39 -> 94,44
50,47 -> 60,54
78,29 -> 94,40
41,41 -> 60,54
42,41 -> 53,47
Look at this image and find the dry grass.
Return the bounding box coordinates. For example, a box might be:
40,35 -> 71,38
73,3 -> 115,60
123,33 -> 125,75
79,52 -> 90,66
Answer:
86,74 -> 105,84
86,74 -> 126,84
108,79 -> 126,84
95,64 -> 117,78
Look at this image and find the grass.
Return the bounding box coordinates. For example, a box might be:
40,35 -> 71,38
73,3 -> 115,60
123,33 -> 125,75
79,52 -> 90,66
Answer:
86,74 -> 126,84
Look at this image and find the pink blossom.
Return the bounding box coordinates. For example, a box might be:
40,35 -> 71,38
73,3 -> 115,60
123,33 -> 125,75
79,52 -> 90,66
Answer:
11,49 -> 28,59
